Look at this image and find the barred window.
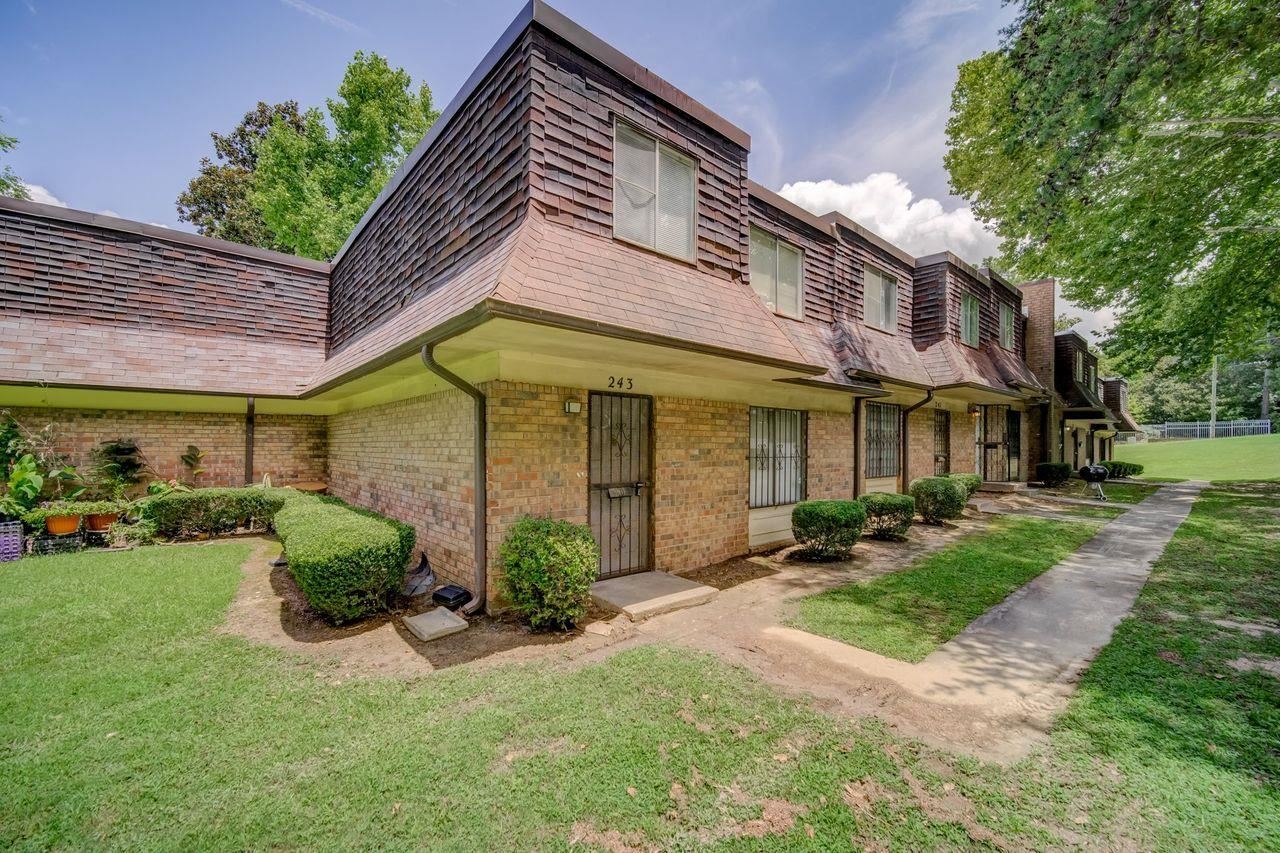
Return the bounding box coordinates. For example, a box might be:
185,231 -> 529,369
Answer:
749,407 -> 806,508
865,402 -> 901,479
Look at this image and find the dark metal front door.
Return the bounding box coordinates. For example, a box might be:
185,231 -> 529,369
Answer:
589,392 -> 652,579
976,405 -> 1010,481
934,409 -> 951,475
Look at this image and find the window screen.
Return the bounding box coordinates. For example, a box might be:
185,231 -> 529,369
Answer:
749,407 -> 806,508
614,123 -> 695,260
961,293 -> 980,347
864,267 -> 897,331
749,227 -> 803,318
999,303 -> 1014,349
865,402 -> 901,479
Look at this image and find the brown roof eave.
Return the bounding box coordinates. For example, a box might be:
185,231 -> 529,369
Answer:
777,376 -> 891,398
847,369 -> 932,392
933,381 -> 1040,400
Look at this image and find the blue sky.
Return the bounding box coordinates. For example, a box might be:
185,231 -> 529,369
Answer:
2,0 -> 1020,260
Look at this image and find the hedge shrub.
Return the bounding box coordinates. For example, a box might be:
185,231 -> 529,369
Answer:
140,487 -> 294,538
274,498 -> 416,625
792,500 -> 866,561
499,517 -> 598,631
1035,462 -> 1072,487
908,477 -> 966,524
948,472 -> 982,499
1100,460 -> 1145,479
858,493 -> 915,540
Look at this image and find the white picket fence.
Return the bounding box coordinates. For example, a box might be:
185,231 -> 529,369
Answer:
1142,419 -> 1272,440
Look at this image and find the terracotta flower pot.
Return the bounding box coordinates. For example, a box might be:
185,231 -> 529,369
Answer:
45,514 -> 82,536
86,513 -> 120,533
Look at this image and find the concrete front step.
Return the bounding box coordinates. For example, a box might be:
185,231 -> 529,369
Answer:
590,571 -> 717,622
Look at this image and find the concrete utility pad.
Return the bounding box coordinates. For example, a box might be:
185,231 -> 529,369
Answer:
591,572 -> 717,621
402,607 -> 468,641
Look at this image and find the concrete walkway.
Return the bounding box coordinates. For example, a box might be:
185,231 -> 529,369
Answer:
764,481 -> 1205,724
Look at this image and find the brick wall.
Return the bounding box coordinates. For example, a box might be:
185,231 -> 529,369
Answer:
328,390 -> 475,590
806,410 -> 853,499
1019,279 -> 1056,390
653,397 -> 749,573
4,407 -> 326,487
484,382 -> 589,603
950,409 -> 977,475
906,407 -> 936,484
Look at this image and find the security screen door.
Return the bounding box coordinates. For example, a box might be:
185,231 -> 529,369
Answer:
588,393 -> 652,578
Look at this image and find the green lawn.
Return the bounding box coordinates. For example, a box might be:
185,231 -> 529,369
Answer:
1041,480 -> 1160,504
793,517 -> 1100,662
1114,433 -> 1280,482
1060,503 -> 1128,520
2,488 -> 1278,850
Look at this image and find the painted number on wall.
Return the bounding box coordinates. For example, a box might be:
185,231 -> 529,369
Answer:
607,376 -> 634,390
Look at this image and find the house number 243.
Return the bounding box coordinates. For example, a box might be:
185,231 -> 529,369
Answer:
607,376 -> 634,390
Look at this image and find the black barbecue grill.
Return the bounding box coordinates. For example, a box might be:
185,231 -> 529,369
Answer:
1079,464 -> 1109,501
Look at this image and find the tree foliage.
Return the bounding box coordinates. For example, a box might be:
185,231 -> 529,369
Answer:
176,102 -> 305,249
0,117 -> 29,200
252,52 -> 439,259
946,0 -> 1280,375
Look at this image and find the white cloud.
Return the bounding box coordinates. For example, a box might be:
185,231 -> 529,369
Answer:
896,0 -> 981,48
277,0 -> 364,34
22,182 -> 66,207
778,172 -> 1000,264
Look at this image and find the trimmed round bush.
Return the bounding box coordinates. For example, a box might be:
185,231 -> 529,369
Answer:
791,500 -> 866,561
1035,462 -> 1072,487
858,492 -> 915,540
499,517 -> 599,631
908,476 -> 966,524
948,472 -> 982,499
274,498 -> 415,625
1100,460 -> 1144,479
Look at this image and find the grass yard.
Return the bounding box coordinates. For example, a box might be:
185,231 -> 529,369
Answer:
1041,480 -> 1160,504
793,517 -> 1100,662
1114,433 -> 1280,482
1059,503 -> 1128,520
2,487 -> 1278,850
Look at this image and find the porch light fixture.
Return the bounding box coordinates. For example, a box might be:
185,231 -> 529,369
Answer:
968,404 -> 981,418
564,400 -> 582,415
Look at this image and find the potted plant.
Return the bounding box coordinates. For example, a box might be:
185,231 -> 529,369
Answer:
80,500 -> 126,533
24,501 -> 90,536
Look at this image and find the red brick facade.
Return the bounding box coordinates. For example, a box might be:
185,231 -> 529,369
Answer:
4,407 -> 326,488
652,397 -> 750,573
807,410 -> 854,500
328,390 -> 476,590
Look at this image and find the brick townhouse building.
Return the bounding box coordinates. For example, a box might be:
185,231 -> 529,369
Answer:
0,1 -> 1111,609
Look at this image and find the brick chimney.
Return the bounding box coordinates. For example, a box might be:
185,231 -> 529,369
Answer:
1018,278 -> 1056,391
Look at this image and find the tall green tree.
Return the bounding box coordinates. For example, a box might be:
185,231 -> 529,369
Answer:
252,51 -> 439,260
176,102 -> 305,249
946,0 -> 1280,376
0,116 -> 29,200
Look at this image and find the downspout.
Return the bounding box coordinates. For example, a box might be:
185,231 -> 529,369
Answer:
899,390 -> 934,493
421,343 -> 487,616
852,398 -> 864,497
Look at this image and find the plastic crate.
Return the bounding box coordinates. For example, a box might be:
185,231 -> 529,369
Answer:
32,534 -> 83,556
0,521 -> 21,562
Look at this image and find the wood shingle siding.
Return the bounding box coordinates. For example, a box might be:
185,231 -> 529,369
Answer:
328,32 -> 534,355
528,27 -> 751,285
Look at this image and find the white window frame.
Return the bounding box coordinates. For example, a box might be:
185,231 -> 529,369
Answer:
612,120 -> 698,262
961,292 -> 980,347
999,302 -> 1015,349
748,227 -> 804,319
864,266 -> 898,333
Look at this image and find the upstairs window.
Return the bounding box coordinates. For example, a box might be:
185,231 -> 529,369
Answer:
1087,364 -> 1096,391
749,228 -> 803,318
1074,350 -> 1084,381
864,266 -> 898,332
999,303 -> 1015,349
961,292 -> 980,347
613,122 -> 697,261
